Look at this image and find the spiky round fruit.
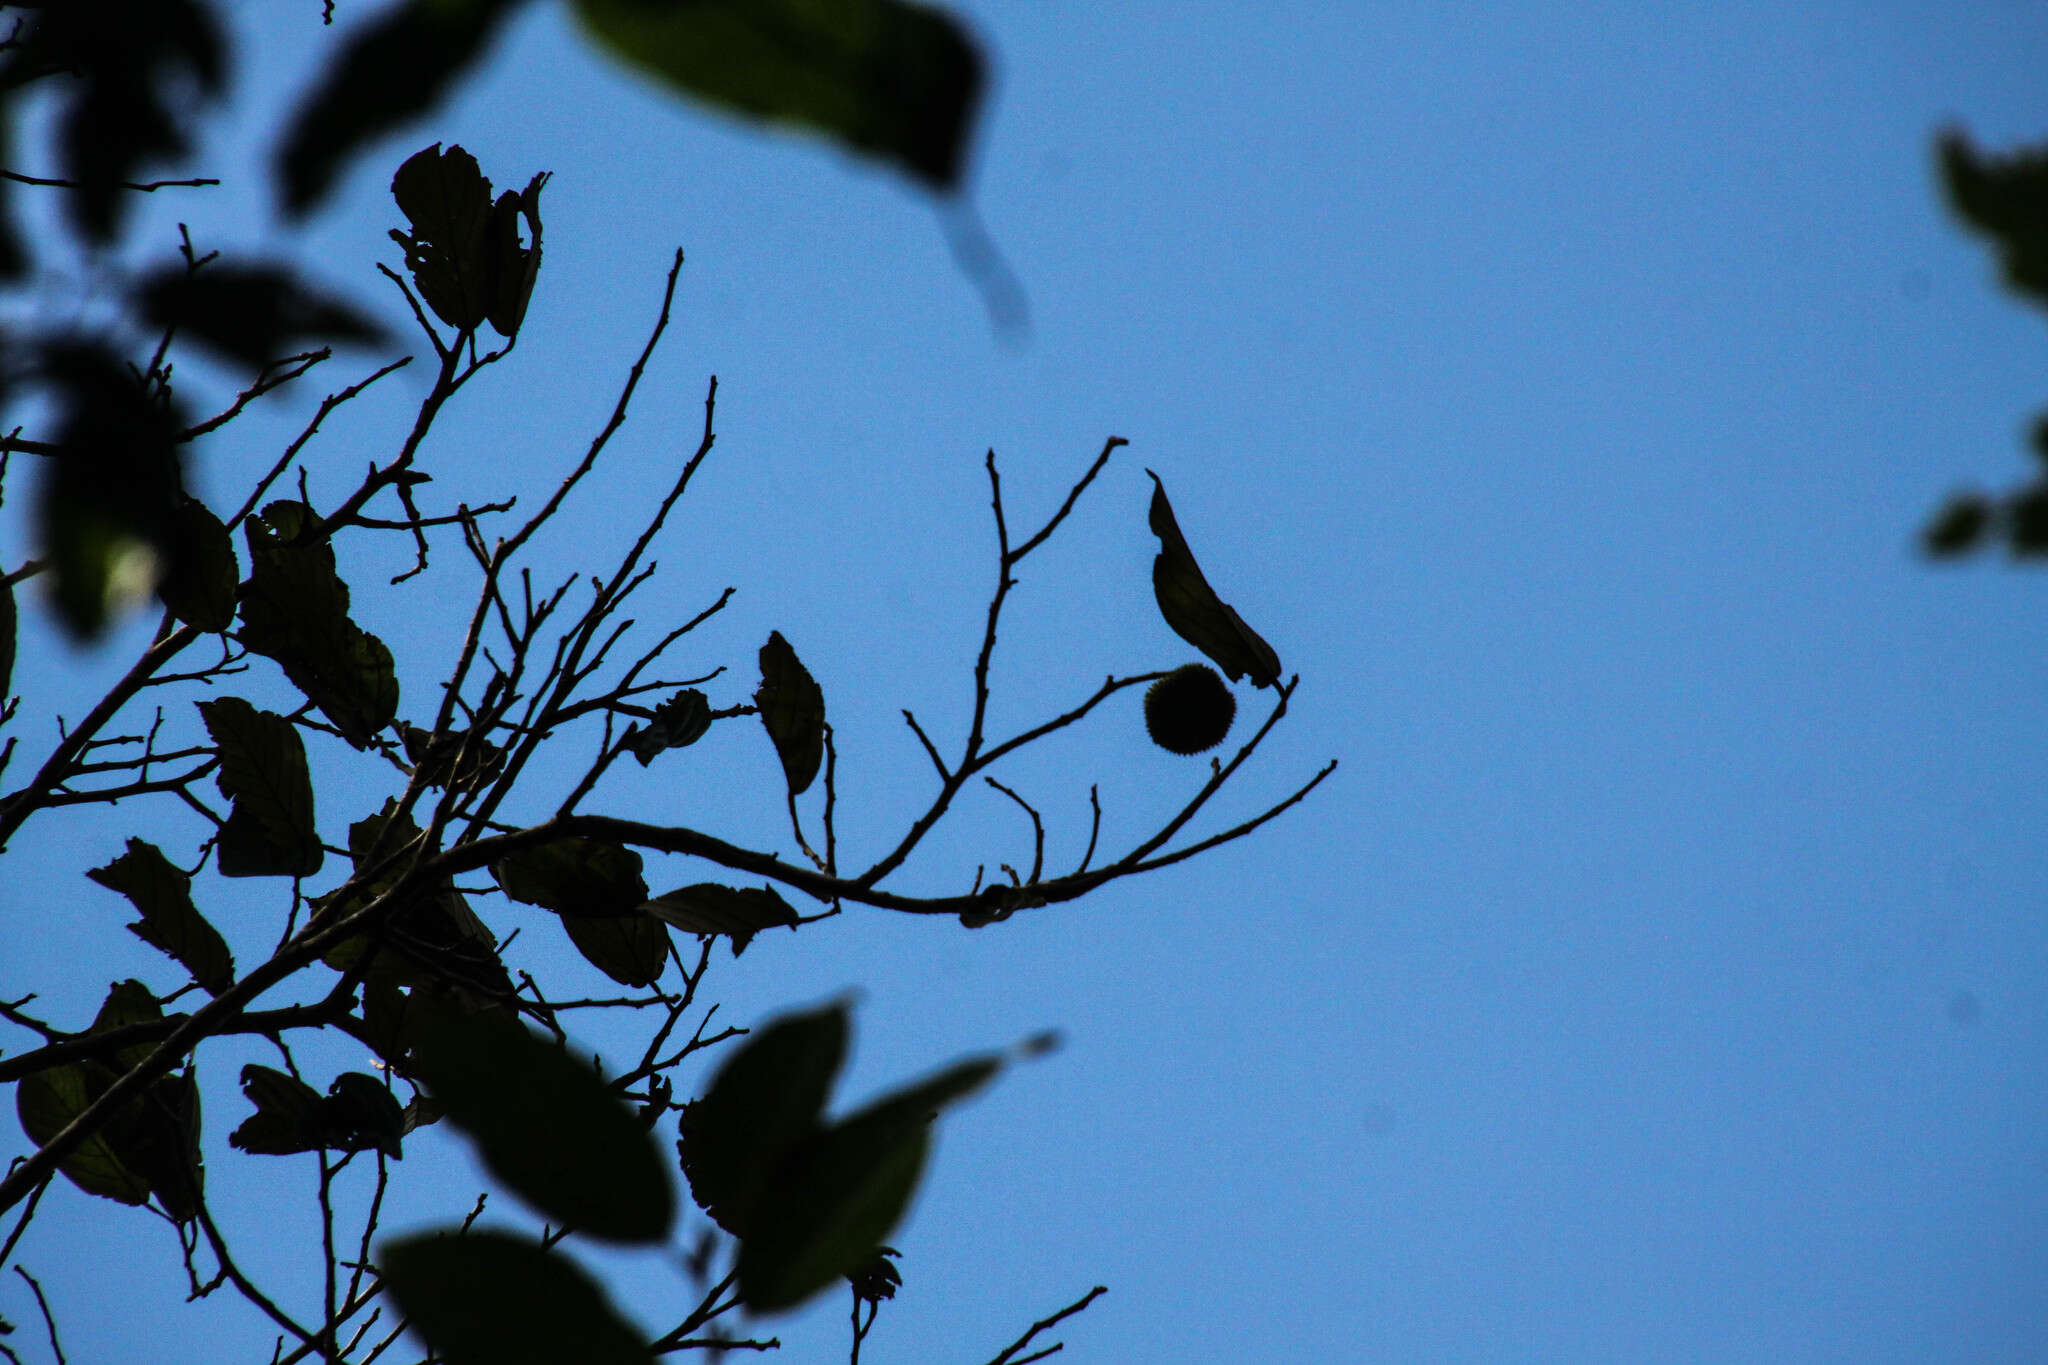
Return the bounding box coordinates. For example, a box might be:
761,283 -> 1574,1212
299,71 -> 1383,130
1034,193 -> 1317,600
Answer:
1144,664 -> 1236,755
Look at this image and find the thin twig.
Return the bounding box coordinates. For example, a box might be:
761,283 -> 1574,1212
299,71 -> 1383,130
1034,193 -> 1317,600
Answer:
983,1285 -> 1107,1365
0,170 -> 218,192
12,1266 -> 62,1365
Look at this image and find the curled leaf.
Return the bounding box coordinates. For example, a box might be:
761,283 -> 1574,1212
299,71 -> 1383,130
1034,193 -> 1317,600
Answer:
756,631 -> 825,795
625,688 -> 712,766
1147,472 -> 1281,688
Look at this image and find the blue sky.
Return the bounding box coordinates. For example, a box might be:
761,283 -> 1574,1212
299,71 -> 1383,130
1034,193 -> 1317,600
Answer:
4,1 -> 2046,1361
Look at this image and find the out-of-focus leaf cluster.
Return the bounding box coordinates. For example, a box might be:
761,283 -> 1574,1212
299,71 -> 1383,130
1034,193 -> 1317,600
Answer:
1925,130 -> 2048,559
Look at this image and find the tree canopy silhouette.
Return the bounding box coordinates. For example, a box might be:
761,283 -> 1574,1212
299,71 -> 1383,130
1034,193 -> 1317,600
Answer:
0,5 -> 1330,1361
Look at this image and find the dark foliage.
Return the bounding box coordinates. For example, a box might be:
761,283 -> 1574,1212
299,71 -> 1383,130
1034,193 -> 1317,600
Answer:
0,6 -> 1330,1363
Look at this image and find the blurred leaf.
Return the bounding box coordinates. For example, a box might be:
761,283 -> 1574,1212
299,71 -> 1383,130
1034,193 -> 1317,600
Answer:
1940,128 -> 2048,309
678,1002 -> 846,1239
0,103 -> 23,280
88,838 -> 235,995
756,631 -> 825,795
198,697 -> 323,878
736,1053 -> 998,1311
276,0 -> 531,216
4,0 -> 226,242
0,570 -> 14,698
381,1231 -> 650,1365
1922,494 -> 1992,557
677,1000 -> 1001,1312
136,263 -> 387,369
625,688 -> 711,766
490,838 -> 648,917
573,0 -> 984,191
33,343 -> 189,639
561,910 -> 671,987
411,1000 -> 674,1243
154,496 -> 238,632
1147,472 -> 1281,688
2010,485 -> 2048,554
643,883 -> 798,956
238,500 -> 400,747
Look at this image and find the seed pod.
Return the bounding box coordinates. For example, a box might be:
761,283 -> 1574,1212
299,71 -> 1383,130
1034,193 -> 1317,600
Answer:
1144,664 -> 1236,755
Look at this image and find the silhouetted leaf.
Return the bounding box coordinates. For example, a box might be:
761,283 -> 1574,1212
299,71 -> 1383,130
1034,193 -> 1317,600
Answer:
625,688 -> 712,765
738,1053 -> 1000,1312
386,147 -> 549,338
679,1002 -> 847,1239
16,1062 -> 152,1206
411,1000 -> 674,1243
90,979 -> 165,1069
119,1066 -> 203,1223
276,0 -> 531,216
1941,129 -> 2048,310
756,631 -> 825,795
88,838 -> 235,995
228,1065 -> 326,1155
484,174 -> 547,337
847,1246 -> 902,1303
33,343 -> 189,638
1147,472 -> 1281,688
401,721 -> 504,791
359,969 -> 420,1067
325,1071 -> 407,1159
312,802 -> 508,998
4,0 -> 226,242
136,263 -> 387,369
238,500 -> 400,747
15,983 -> 203,1219
561,911 -> 672,988
489,838 -> 648,917
573,0 -> 985,191
199,697 -> 323,878
381,1231 -> 650,1365
154,496 -> 238,632
643,883 -> 799,956
388,143 -> 494,331
229,1067 -> 406,1161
